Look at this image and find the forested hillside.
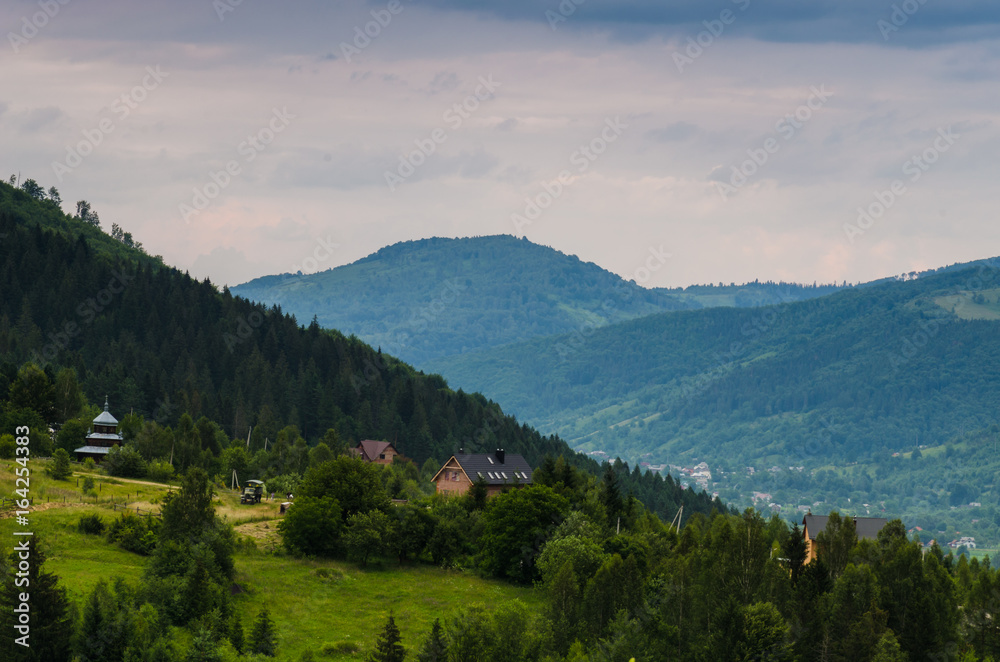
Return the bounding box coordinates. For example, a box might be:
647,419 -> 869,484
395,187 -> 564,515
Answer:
232,235 -> 846,366
427,260 -> 1000,468
0,179 -> 721,521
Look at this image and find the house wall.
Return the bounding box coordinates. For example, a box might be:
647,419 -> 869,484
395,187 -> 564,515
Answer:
434,459 -> 472,496
804,523 -> 818,564
374,448 -> 397,466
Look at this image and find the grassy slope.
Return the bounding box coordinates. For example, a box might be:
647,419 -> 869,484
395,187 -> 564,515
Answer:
0,460 -> 538,660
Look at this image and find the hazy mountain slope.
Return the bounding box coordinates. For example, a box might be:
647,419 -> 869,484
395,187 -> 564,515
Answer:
425,260 -> 1000,469
232,235 -> 847,366
0,180 -> 724,520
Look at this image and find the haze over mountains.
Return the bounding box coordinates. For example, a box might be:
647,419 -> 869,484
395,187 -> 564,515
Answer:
233,235 -> 846,365
236,233 -> 1000,543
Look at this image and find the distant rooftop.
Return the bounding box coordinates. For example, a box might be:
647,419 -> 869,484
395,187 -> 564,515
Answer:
93,397 -> 119,426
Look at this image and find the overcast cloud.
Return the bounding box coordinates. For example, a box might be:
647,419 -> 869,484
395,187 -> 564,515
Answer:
2,0 -> 998,287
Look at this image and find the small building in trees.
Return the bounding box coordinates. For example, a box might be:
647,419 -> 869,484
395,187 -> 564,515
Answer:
73,397 -> 123,462
432,449 -> 532,497
802,513 -> 888,564
351,439 -> 401,465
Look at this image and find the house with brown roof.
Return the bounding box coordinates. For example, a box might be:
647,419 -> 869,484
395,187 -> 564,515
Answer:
802,513 -> 889,564
432,449 -> 532,497
352,440 -> 400,465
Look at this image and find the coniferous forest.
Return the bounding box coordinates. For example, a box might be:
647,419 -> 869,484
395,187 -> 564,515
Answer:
2,177 -> 999,662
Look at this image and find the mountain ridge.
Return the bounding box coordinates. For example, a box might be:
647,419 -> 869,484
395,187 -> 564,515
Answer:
232,233 -> 848,366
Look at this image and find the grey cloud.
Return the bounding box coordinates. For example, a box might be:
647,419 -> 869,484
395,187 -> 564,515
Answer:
496,118 -> 519,132
191,246 -> 261,287
18,106 -> 63,132
646,121 -> 700,142
414,0 -> 1000,45
428,71 -> 461,94
453,145 -> 499,178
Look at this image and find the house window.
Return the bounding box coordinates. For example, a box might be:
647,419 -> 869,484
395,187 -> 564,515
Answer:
379,454 -> 385,459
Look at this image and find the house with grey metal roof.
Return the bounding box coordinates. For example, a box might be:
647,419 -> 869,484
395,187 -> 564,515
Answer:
432,449 -> 532,497
74,397 -> 123,462
802,513 -> 889,564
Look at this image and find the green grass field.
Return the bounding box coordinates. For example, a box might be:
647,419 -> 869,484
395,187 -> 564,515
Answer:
1,459 -> 541,660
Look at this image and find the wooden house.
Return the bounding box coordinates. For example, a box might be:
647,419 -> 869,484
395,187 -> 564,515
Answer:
432,448 -> 532,497
352,439 -> 400,466
74,397 -> 123,462
802,514 -> 889,564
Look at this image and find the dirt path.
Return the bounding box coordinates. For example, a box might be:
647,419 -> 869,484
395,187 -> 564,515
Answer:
70,472 -> 175,489
0,501 -> 90,518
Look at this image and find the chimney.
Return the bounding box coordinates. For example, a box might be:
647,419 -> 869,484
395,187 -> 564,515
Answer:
495,448 -> 505,464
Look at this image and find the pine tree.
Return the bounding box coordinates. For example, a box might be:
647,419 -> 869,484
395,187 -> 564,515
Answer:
416,618 -> 446,662
369,614 -> 406,662
0,537 -> 74,662
49,448 -> 72,480
229,614 -> 245,653
783,522 -> 807,586
249,607 -> 277,657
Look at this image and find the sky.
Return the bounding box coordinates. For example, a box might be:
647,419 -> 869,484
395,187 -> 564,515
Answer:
3,0 -> 1000,288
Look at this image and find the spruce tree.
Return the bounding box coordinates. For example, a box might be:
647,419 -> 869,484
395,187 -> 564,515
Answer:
49,448 -> 72,480
229,614 -> 245,654
369,614 -> 406,662
249,607 -> 277,657
0,537 -> 74,662
783,522 -> 807,586
416,618 -> 446,662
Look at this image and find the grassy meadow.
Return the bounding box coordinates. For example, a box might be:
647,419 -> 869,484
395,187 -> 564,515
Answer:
0,459 -> 540,660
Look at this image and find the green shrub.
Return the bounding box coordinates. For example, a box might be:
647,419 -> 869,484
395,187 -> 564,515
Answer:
83,457 -> 96,471
0,434 -> 15,459
266,473 -> 300,498
104,444 -> 148,478
147,459 -> 175,482
82,476 -> 95,494
78,513 -> 106,535
106,512 -> 160,555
